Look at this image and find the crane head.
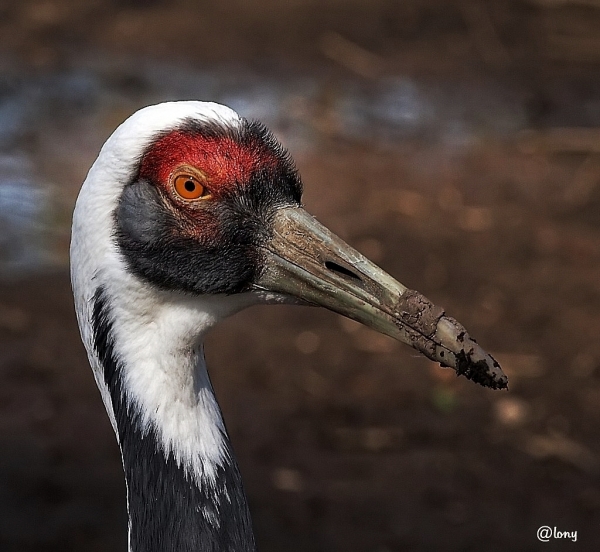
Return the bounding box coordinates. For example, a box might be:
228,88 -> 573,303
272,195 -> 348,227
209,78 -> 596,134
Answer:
72,101 -> 507,390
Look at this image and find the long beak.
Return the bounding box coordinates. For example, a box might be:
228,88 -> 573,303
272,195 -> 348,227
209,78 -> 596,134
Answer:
255,207 -> 507,390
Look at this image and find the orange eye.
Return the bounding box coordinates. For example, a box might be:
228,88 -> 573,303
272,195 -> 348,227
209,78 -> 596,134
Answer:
172,172 -> 210,201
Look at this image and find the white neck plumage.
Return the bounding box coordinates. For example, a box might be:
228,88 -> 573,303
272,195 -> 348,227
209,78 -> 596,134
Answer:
90,279 -> 259,552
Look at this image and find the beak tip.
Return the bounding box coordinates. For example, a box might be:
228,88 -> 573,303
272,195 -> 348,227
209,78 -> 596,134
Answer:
434,316 -> 508,390
454,350 -> 508,390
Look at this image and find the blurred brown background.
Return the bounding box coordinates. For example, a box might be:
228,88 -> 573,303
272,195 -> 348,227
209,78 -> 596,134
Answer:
1,0 -> 600,550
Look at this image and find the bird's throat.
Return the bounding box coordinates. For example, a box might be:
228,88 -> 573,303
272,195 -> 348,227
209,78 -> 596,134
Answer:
91,288 -> 256,552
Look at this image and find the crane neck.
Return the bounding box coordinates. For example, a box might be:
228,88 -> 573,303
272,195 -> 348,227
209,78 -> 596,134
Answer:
91,286 -> 257,552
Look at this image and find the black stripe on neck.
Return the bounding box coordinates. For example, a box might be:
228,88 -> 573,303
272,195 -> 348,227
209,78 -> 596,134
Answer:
92,287 -> 256,552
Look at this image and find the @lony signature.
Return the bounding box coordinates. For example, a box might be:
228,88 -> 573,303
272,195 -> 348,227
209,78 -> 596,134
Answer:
537,526 -> 577,542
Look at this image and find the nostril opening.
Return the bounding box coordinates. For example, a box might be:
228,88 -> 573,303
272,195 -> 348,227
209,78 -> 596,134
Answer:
325,261 -> 362,281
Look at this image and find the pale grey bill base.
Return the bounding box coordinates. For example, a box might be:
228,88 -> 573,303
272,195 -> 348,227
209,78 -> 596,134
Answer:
255,207 -> 507,390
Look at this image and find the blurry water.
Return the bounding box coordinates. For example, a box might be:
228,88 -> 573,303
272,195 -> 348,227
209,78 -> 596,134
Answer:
0,57 -> 544,274
0,155 -> 50,274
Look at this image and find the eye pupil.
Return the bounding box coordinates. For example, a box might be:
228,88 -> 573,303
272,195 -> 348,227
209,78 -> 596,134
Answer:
184,180 -> 196,192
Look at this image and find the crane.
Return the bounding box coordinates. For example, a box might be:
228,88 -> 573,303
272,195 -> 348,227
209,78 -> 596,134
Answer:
70,101 -> 507,552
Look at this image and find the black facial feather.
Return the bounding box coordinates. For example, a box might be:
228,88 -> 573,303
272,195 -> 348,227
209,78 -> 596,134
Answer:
242,119 -> 303,204
114,118 -> 302,295
115,182 -> 259,295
